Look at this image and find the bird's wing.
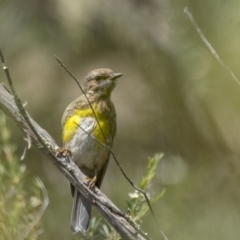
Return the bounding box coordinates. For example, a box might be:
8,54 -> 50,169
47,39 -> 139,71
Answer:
61,95 -> 87,127
96,151 -> 111,188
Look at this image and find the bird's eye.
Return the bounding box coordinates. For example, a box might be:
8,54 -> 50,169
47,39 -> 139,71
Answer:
95,76 -> 101,81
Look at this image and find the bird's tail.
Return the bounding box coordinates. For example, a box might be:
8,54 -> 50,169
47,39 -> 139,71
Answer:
71,188 -> 92,234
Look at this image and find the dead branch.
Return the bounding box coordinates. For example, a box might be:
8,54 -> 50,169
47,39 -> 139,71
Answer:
0,81 -> 151,240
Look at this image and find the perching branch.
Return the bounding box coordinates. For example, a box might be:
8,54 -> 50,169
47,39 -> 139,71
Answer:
0,51 -> 150,240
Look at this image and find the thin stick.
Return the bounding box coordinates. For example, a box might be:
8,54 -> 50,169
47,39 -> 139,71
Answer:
74,124 -> 166,237
55,56 -> 167,239
184,7 -> 240,87
0,49 -> 54,156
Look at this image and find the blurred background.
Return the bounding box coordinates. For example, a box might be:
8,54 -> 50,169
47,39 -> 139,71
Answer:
1,0 -> 240,239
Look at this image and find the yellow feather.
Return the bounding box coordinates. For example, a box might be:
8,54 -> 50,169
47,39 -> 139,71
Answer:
62,105 -> 110,144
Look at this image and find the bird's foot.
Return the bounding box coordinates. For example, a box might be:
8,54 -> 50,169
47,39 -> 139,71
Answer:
84,176 -> 97,189
55,147 -> 72,157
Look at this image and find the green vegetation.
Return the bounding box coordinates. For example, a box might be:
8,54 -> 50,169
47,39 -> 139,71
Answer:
0,114 -> 48,240
86,154 -> 165,240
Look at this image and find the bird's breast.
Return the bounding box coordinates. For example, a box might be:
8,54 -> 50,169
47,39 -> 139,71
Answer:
63,113 -> 111,173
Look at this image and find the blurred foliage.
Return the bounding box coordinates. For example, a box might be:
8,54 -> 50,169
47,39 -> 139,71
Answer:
86,154 -> 164,240
0,114 -> 47,240
1,0 -> 240,239
127,153 -> 165,223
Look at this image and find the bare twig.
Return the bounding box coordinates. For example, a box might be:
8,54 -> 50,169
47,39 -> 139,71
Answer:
184,7 -> 240,87
55,56 -> 166,238
0,50 -> 56,152
74,122 -> 164,237
0,51 -> 150,240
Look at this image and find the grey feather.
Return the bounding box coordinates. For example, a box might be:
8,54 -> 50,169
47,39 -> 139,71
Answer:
71,188 -> 91,234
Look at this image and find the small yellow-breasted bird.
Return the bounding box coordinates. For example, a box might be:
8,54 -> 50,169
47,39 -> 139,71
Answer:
61,68 -> 122,234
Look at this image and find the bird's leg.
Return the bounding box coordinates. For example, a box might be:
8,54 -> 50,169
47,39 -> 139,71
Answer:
85,169 -> 97,189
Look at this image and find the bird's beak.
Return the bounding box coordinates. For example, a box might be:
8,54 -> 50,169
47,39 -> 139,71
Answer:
111,73 -> 123,80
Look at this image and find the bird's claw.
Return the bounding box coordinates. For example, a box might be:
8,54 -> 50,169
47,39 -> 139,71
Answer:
56,147 -> 72,157
84,176 -> 97,189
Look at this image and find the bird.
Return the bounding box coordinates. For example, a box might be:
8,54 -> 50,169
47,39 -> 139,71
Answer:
61,68 -> 122,234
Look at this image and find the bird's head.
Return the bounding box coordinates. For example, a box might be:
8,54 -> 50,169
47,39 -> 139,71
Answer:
83,68 -> 122,97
